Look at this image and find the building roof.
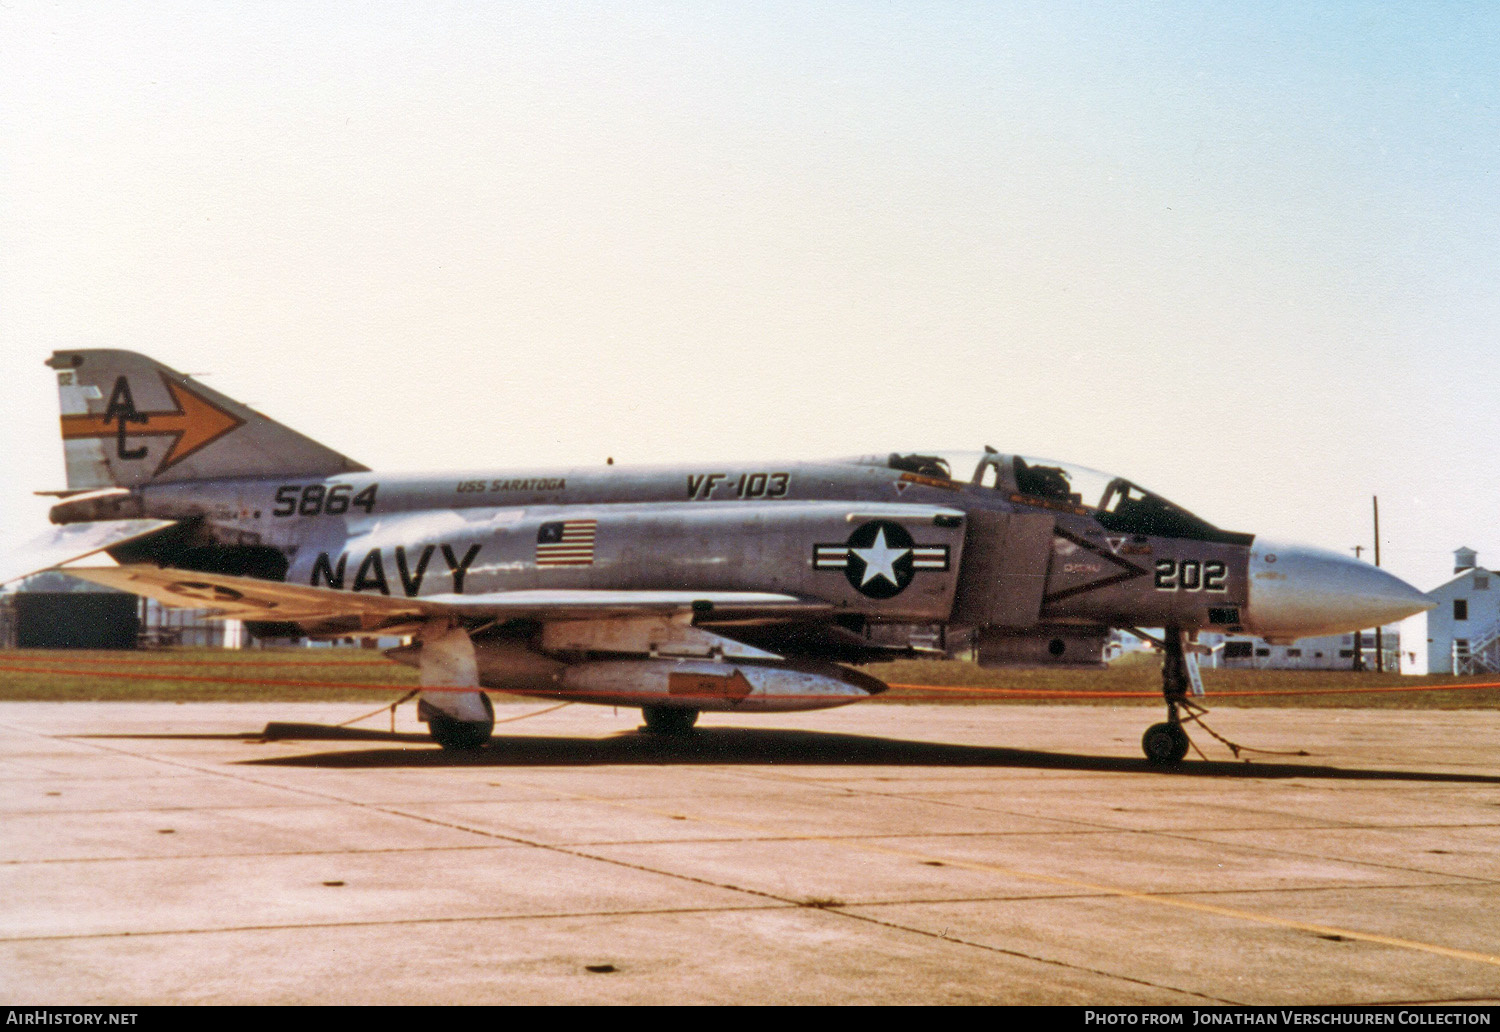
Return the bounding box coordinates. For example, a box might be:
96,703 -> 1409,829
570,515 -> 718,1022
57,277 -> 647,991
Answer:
1427,566 -> 1499,598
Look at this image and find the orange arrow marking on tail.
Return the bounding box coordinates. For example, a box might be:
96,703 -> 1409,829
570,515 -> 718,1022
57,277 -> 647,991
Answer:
60,375 -> 245,475
668,668 -> 754,701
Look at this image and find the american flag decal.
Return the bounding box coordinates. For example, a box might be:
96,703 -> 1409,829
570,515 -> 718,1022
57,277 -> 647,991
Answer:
536,519 -> 597,567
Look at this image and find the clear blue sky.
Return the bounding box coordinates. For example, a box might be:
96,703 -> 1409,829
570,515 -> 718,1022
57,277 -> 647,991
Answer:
3,2 -> 1497,590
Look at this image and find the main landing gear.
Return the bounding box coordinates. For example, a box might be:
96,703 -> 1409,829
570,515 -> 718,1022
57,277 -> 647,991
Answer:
1142,629 -> 1193,766
641,706 -> 699,737
419,693 -> 495,751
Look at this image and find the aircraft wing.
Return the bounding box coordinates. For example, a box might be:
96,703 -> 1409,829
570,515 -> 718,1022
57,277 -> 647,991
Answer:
0,519 -> 178,587
60,564 -> 833,626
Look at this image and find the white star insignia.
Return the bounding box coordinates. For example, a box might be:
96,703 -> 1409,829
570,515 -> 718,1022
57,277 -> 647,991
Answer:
851,528 -> 910,588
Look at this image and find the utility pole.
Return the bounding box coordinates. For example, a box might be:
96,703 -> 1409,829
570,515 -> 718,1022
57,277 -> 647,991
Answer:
1373,495 -> 1383,673
1350,540 -> 1366,671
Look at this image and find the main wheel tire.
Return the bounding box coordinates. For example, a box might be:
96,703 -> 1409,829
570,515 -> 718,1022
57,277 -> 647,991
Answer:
1142,721 -> 1190,765
424,693 -> 495,751
641,706 -> 699,736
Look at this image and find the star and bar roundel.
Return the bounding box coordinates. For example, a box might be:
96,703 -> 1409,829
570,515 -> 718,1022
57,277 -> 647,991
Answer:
813,520 -> 950,599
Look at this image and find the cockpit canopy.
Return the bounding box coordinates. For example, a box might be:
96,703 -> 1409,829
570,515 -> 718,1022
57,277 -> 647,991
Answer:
846,449 -> 1253,546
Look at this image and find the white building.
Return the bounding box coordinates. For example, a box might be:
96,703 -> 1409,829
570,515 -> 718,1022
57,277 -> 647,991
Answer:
1400,548 -> 1500,675
139,597 -> 242,648
1200,629 -> 1400,671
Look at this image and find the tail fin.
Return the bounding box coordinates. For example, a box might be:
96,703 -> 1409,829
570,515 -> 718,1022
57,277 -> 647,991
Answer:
48,349 -> 367,490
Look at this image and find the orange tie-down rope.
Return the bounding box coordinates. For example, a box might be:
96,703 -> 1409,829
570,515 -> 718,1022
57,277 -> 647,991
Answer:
886,680 -> 1500,699
0,661 -> 406,691
1,654 -> 391,668
1,657 -> 1499,699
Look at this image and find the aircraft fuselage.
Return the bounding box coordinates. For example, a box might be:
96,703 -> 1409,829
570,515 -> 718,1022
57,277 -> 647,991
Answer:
70,459 -> 1253,646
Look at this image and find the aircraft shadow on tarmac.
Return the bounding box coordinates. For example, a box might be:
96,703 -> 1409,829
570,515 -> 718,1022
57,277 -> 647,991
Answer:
77,722 -> 1500,783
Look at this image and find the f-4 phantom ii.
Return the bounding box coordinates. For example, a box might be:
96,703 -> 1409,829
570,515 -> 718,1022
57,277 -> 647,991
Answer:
7,350 -> 1434,763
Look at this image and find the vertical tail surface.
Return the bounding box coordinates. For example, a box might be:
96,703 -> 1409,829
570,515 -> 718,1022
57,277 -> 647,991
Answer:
49,349 -> 367,490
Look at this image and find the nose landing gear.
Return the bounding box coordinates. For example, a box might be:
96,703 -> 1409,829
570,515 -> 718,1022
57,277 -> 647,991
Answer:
1142,628 -> 1199,766
1134,627 -> 1301,765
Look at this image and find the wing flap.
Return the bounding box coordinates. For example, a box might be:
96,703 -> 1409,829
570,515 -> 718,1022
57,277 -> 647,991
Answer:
0,520 -> 178,587
60,565 -> 832,625
60,565 -> 428,622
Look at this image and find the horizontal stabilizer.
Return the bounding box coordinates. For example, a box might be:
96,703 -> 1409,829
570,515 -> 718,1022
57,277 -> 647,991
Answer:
0,520 -> 177,587
59,564 -> 832,628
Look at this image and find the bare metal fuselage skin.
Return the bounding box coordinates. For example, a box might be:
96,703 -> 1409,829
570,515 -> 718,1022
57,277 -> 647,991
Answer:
73,458 -> 1252,704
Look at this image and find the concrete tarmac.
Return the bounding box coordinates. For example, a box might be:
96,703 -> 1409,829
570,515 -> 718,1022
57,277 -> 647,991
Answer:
2,700 -> 1499,1005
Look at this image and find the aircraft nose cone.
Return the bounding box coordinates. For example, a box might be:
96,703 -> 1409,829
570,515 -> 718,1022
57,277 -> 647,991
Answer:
1242,540 -> 1434,642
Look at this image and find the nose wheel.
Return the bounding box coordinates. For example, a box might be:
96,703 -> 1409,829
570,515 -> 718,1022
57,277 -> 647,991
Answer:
1142,721 -> 1190,765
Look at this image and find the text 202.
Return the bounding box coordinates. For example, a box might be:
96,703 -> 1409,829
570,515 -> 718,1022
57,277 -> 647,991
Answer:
1153,559 -> 1227,592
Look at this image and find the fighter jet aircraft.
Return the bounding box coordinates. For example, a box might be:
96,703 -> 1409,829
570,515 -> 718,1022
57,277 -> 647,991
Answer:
5,350 -> 1434,763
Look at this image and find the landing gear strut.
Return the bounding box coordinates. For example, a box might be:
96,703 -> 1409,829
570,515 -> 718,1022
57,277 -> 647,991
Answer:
1142,629 -> 1192,766
641,706 -> 699,736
